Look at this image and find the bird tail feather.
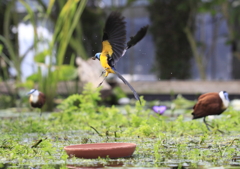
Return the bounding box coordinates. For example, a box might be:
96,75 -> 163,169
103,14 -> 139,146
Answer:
114,69 -> 141,104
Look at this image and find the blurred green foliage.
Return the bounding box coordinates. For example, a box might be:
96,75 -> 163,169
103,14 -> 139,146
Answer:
0,95 -> 14,109
57,83 -> 101,113
19,0 -> 88,111
104,86 -> 128,105
172,94 -> 195,109
148,0 -> 240,79
112,86 -> 127,100
148,0 -> 193,79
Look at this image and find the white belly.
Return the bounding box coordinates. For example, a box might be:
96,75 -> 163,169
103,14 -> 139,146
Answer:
30,95 -> 38,103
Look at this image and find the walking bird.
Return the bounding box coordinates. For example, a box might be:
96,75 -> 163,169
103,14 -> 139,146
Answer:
192,91 -> 230,131
92,11 -> 148,104
27,89 -> 46,116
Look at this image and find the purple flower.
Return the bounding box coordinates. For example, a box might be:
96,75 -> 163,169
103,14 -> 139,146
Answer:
152,106 -> 167,115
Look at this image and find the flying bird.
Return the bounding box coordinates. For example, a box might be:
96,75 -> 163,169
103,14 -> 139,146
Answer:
192,91 -> 230,131
27,89 -> 46,116
92,11 -> 148,104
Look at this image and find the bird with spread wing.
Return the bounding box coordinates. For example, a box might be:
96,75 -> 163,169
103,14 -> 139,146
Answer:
92,11 -> 148,104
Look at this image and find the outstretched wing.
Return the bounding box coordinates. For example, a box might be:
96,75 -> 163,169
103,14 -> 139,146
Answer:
102,12 -> 126,66
121,25 -> 149,56
126,25 -> 149,50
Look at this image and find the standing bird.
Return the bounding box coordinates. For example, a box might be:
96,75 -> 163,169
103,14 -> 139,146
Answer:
92,11 -> 148,104
192,91 -> 230,131
27,89 -> 46,116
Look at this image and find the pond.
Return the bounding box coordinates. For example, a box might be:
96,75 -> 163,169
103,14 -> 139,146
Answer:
1,90 -> 240,169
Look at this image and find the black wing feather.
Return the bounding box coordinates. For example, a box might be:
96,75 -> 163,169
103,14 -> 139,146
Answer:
103,12 -> 126,66
126,25 -> 149,50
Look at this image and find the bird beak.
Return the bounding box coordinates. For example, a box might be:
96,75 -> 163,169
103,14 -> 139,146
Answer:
26,91 -> 33,95
92,57 -> 96,60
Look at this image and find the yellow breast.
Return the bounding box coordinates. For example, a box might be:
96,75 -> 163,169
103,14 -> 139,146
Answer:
100,40 -> 115,74
102,41 -> 113,56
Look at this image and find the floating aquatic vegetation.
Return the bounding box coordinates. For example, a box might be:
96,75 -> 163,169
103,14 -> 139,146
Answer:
1,85 -> 240,168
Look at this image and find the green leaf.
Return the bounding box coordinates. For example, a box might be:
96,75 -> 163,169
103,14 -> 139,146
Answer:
210,9 -> 217,16
23,14 -> 31,21
198,6 -> 209,13
16,80 -> 34,89
53,65 -> 77,81
46,0 -> 56,16
34,49 -> 50,63
0,44 -> 3,54
26,73 -> 39,82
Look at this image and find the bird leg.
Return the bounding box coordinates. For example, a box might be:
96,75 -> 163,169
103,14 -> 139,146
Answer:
216,128 -> 225,134
99,68 -> 109,77
39,108 -> 43,117
99,70 -> 106,77
203,117 -> 211,131
98,76 -> 107,87
98,70 -> 109,87
203,117 -> 224,134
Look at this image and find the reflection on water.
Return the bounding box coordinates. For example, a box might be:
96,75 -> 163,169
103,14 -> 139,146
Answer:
1,161 -> 240,169
67,161 -> 124,169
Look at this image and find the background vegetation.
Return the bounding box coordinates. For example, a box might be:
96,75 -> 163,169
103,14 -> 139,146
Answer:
148,0 -> 193,79
1,0 -> 239,92
149,0 -> 240,80
0,0 -> 105,110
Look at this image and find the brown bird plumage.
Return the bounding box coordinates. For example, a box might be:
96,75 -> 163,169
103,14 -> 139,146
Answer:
27,89 -> 46,116
192,91 -> 229,131
30,92 -> 46,109
192,93 -> 224,119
